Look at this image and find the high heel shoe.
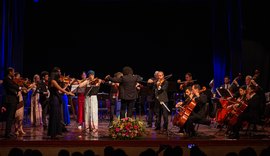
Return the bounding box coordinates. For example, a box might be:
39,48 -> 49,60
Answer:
19,129 -> 26,135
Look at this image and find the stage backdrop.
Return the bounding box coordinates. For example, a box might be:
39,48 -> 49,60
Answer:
1,0 -> 269,92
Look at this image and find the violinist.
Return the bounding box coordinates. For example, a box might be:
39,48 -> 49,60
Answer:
30,74 -> 42,127
153,71 -> 169,133
13,72 -> 26,135
59,74 -> 76,127
47,67 -> 74,139
1,67 -> 20,138
145,71 -> 159,128
108,72 -> 123,126
177,72 -> 194,91
78,70 -> 101,136
38,71 -> 50,130
13,73 -> 29,93
75,71 -> 87,129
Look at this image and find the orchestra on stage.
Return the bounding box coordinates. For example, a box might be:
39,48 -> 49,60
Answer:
0,66 -> 269,139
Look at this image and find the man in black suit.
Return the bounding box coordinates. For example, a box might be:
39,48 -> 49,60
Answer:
153,71 -> 169,132
184,84 -> 211,137
106,66 -> 143,119
38,71 -> 50,130
1,67 -> 20,138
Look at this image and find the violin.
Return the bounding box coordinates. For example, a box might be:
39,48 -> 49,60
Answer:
89,78 -> 104,85
178,80 -> 196,90
14,77 -> 31,88
60,75 -> 75,84
156,74 -> 172,86
156,79 -> 164,87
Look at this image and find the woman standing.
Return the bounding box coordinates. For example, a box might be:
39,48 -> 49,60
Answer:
30,74 -> 42,127
78,70 -> 101,136
47,68 -> 74,139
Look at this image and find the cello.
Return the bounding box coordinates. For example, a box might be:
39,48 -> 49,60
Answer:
173,97 -> 197,127
224,86 -> 248,126
172,86 -> 205,127
225,100 -> 248,126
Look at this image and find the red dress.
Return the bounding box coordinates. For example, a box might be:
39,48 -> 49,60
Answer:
77,93 -> 85,124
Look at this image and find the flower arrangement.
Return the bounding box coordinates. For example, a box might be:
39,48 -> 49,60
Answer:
109,117 -> 146,140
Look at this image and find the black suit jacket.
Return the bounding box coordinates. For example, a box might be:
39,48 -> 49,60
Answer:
38,80 -> 49,103
2,76 -> 19,108
109,74 -> 142,100
154,80 -> 169,103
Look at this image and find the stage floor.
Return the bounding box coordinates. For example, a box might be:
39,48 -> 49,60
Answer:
0,115 -> 270,156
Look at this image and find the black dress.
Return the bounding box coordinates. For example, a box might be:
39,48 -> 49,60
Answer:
47,86 -> 62,138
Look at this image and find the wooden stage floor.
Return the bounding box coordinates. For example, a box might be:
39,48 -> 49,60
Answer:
0,115 -> 270,156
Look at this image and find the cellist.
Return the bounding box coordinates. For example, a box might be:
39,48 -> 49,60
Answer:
224,85 -> 247,135
228,85 -> 261,139
178,84 -> 211,137
174,86 -> 193,133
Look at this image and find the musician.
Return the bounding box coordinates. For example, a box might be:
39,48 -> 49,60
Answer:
38,71 -> 50,130
177,72 -> 194,91
223,85 -> 247,135
175,86 -> 193,133
1,67 -> 20,138
51,67 -> 69,133
228,85 -> 261,139
47,67 -> 74,139
245,75 -> 263,113
245,75 -> 258,90
220,76 -> 231,90
153,71 -> 169,132
60,81 -> 71,126
76,71 -> 87,129
108,72 -> 123,125
106,66 -> 143,119
184,84 -> 211,137
13,72 -> 26,135
30,74 -> 42,127
79,70 -> 101,136
145,71 -> 159,128
215,75 -> 240,128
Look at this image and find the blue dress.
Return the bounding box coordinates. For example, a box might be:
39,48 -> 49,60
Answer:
62,94 -> 70,125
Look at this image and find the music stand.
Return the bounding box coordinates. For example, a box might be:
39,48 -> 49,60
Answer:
216,88 -> 233,98
71,85 -> 86,94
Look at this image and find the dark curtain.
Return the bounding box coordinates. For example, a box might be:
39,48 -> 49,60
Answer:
0,0 -> 25,102
212,0 -> 243,91
0,0 -> 25,78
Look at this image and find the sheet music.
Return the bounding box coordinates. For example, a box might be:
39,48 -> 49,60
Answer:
71,85 -> 86,93
216,88 -> 233,98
